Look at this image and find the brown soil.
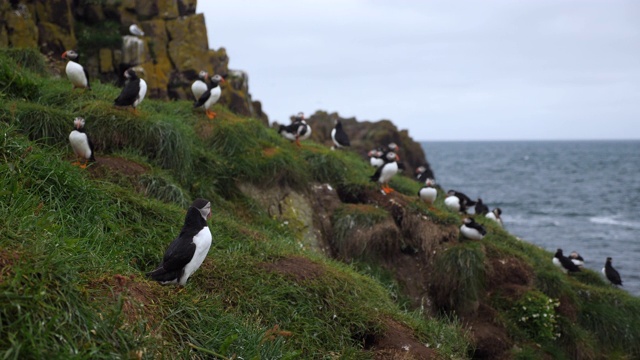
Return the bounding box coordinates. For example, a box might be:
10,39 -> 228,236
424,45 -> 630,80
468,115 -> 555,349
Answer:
368,318 -> 438,360
259,256 -> 326,282
87,155 -> 149,178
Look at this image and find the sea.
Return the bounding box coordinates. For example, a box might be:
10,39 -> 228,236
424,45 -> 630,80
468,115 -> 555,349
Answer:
420,140 -> 640,297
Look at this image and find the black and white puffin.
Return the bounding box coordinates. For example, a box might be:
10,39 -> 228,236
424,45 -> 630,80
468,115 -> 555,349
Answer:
61,50 -> 91,90
368,149 -> 384,168
485,208 -> 503,227
68,117 -> 95,168
460,217 -> 486,240
194,74 -> 224,119
191,71 -> 209,101
474,198 -> 489,215
569,251 -> 584,267
552,248 -> 581,274
129,24 -> 145,37
370,151 -> 399,194
278,112 -> 311,147
415,166 -> 429,183
114,68 -> 147,114
331,118 -> 350,150
418,178 -> 437,204
444,190 -> 476,214
602,257 -> 623,286
147,198 -> 213,286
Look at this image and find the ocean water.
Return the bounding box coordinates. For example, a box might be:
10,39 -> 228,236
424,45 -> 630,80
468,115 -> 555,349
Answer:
421,141 -> 640,296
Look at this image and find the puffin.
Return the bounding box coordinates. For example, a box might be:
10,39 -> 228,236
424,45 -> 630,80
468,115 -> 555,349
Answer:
460,217 -> 486,240
147,198 -> 213,286
474,198 -> 489,215
278,112 -> 311,147
194,74 -> 224,119
602,257 -> 623,286
418,178 -> 437,204
415,166 -> 430,183
114,68 -> 147,114
370,151 -> 399,194
368,149 -> 384,168
485,208 -> 503,227
444,190 -> 476,214
552,249 -> 581,274
569,251 -> 584,267
331,118 -> 350,150
61,50 -> 91,90
68,117 -> 95,168
129,24 -> 145,36
191,71 -> 209,101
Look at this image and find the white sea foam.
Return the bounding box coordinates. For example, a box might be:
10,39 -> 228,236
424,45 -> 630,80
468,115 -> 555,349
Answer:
589,216 -> 640,229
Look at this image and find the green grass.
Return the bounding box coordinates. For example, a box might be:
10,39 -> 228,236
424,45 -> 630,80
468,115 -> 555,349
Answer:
1,48 -> 640,360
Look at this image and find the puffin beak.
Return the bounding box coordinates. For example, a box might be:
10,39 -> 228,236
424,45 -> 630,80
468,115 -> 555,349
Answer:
220,78 -> 226,83
61,51 -> 67,59
207,211 -> 212,220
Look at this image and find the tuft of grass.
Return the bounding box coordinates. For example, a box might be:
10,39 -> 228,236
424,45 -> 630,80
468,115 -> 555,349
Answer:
431,242 -> 487,315
138,172 -> 190,207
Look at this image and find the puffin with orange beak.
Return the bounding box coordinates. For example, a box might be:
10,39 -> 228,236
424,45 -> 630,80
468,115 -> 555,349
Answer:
370,151 -> 399,194
68,117 -> 95,169
191,71 -> 209,101
114,68 -> 147,114
61,50 -> 91,90
194,74 -> 225,119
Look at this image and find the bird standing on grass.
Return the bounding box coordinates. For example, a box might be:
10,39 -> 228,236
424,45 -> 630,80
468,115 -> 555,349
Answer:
552,249 -> 581,274
194,74 -> 224,119
445,190 -> 476,214
569,251 -> 584,267
418,178 -> 437,204
68,117 -> 95,169
114,68 -> 147,114
485,208 -> 503,227
602,257 -> 623,286
370,151 -> 399,194
331,118 -> 350,150
62,50 -> 91,90
279,112 -> 312,147
147,199 -> 213,286
460,217 -> 486,240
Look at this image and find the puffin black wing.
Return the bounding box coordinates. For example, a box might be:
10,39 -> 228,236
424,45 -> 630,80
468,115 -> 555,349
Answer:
467,220 -> 487,235
83,67 -> 91,90
370,164 -> 384,182
194,89 -> 212,108
280,122 -> 302,134
334,126 -> 350,146
114,79 -> 141,106
605,260 -> 623,285
87,134 -> 96,162
559,256 -> 581,273
417,171 -> 429,183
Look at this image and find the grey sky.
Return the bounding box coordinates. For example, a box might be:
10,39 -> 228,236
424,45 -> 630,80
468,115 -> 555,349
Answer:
198,1 -> 640,141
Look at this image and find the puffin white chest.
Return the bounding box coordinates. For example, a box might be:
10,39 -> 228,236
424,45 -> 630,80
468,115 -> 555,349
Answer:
331,128 -> 339,146
204,86 -> 222,109
445,196 -> 460,212
378,162 -> 398,184
553,257 -> 568,274
298,124 -> 312,140
460,224 -> 484,240
419,187 -> 437,204
134,79 -> 147,108
192,80 -> 208,100
370,157 -> 384,168
66,61 -> 87,88
180,226 -> 212,286
69,130 -> 92,159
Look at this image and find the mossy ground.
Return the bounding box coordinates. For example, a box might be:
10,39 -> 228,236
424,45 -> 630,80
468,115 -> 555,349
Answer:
1,48 -> 639,359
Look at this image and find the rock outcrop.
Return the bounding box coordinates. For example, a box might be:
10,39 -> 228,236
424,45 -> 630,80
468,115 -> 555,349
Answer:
0,0 -> 268,122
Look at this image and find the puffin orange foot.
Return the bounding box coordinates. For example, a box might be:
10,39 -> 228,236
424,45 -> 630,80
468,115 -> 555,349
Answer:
79,163 -> 88,169
71,161 -> 80,166
206,110 -> 216,119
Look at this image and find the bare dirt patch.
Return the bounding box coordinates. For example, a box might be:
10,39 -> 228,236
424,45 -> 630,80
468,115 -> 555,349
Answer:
88,155 -> 149,178
367,318 -> 437,360
259,256 -> 326,282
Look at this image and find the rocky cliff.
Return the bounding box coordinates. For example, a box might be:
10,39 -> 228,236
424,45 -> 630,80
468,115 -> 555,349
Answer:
0,0 -> 269,125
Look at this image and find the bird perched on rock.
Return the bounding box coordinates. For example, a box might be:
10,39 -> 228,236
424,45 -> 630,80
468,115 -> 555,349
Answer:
370,151 -> 399,194
460,217 -> 486,240
68,117 -> 95,168
418,178 -> 437,204
147,198 -> 213,286
114,68 -> 147,114
445,190 -> 476,214
129,24 -> 145,36
191,71 -> 209,101
602,257 -> 622,286
485,208 -> 503,227
331,118 -> 350,150
279,112 -> 311,147
569,251 -> 584,267
552,249 -> 581,274
194,74 -> 224,119
62,50 -> 91,90
474,198 -> 489,215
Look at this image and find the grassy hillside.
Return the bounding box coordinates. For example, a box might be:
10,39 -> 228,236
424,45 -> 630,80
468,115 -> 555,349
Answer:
1,48 -> 639,360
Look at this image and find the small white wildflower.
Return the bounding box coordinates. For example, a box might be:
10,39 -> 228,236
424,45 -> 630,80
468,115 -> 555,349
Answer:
402,345 -> 410,351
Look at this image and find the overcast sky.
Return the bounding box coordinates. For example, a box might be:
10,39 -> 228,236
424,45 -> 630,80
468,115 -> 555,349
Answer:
198,1 -> 640,141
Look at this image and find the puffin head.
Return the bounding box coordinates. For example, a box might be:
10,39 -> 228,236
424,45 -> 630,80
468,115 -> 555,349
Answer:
198,70 -> 209,80
62,50 -> 78,60
385,151 -> 398,162
493,208 -> 502,216
415,165 -> 426,174
191,198 -> 212,221
73,117 -> 85,130
425,178 -> 435,187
